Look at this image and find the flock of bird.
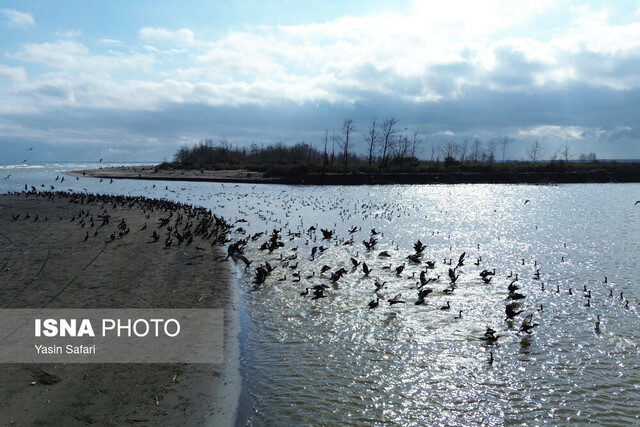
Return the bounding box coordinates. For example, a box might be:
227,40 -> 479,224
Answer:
7,188 -> 231,252
217,193 -> 638,366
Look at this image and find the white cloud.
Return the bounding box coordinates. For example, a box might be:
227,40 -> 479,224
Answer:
0,64 -> 27,82
518,125 -> 605,141
139,27 -> 195,45
12,40 -> 156,75
56,29 -> 82,38
1,9 -> 35,28
99,38 -> 124,45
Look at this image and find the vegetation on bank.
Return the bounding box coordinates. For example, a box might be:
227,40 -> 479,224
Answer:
158,118 -> 640,182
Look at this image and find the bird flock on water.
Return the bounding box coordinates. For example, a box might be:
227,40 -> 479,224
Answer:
220,194 -> 638,365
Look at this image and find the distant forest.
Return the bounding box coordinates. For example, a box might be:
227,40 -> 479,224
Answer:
162,117 -> 607,177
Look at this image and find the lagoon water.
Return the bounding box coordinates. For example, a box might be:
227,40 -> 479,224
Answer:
3,162 -> 640,425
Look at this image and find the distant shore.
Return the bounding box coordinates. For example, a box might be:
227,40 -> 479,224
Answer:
0,192 -> 240,426
71,164 -> 640,185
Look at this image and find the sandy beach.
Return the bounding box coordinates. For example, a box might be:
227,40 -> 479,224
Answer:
0,192 -> 240,425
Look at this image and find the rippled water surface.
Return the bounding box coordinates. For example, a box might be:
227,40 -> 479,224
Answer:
3,164 -> 640,426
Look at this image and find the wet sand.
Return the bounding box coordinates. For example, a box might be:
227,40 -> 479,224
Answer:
0,192 -> 240,426
71,166 -> 276,184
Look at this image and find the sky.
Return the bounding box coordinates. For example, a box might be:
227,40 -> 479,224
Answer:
1,0 -> 640,162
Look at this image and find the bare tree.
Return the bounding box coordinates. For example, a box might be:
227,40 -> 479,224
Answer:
527,140 -> 543,165
363,117 -> 378,170
500,137 -> 510,162
560,140 -> 571,165
429,141 -> 439,165
321,129 -> 329,169
393,133 -> 411,164
578,152 -> 598,163
378,117 -> 400,170
471,138 -> 483,163
459,139 -> 469,163
306,141 -> 313,166
330,129 -> 338,168
410,130 -> 421,159
441,141 -> 459,162
338,118 -> 355,172
487,139 -> 498,166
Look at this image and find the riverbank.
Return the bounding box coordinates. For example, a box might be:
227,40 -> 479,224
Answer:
0,192 -> 240,426
71,164 -> 640,185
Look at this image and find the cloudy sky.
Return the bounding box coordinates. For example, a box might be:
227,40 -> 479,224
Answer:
2,0 -> 640,162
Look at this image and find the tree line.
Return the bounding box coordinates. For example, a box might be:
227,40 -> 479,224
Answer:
166,117 -> 601,176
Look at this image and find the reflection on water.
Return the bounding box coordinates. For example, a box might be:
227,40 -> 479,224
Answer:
2,165 -> 640,425
230,183 -> 640,426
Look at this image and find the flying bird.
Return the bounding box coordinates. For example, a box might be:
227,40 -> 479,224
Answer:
519,314 -> 539,334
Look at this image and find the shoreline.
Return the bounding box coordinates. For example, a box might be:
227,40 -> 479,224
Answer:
71,165 -> 640,185
0,192 -> 241,425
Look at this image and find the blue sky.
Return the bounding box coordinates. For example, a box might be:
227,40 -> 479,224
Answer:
2,1 -> 640,162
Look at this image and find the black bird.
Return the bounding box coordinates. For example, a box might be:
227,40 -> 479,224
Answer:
368,298 -> 380,309
479,269 -> 495,278
362,262 -> 371,276
395,264 -> 405,276
488,351 -> 494,365
388,294 -> 405,305
594,315 -> 601,333
480,328 -> 500,343
519,314 -> 539,334
311,288 -> 327,300
456,252 -> 466,268
321,228 -> 333,239
417,288 -> 433,300
505,303 -> 523,320
454,309 -> 463,319
508,291 -> 526,300
440,301 -> 451,310
448,268 -> 459,284
300,288 -> 310,296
